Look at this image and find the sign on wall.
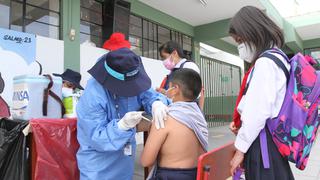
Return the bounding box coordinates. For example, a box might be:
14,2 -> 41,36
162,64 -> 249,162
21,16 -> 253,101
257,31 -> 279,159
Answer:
0,28 -> 36,64
0,28 -> 38,106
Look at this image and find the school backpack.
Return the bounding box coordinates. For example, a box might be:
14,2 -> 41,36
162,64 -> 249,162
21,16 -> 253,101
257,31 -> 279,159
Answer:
248,48 -> 320,170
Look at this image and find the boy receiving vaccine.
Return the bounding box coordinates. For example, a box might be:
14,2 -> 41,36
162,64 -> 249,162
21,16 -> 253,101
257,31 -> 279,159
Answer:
141,68 -> 208,180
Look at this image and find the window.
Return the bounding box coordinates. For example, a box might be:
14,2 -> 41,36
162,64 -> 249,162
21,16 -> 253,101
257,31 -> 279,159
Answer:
0,0 -> 61,39
129,14 -> 193,60
182,34 -> 192,59
9,1 -> 23,31
305,47 -> 320,70
0,0 -> 11,29
142,20 -> 158,59
182,35 -> 192,52
309,48 -> 320,62
80,0 -> 103,47
158,25 -> 170,44
129,14 -> 142,55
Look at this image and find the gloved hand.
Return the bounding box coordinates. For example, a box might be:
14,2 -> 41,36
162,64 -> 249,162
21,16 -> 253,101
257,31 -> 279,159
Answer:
118,111 -> 143,131
152,101 -> 168,129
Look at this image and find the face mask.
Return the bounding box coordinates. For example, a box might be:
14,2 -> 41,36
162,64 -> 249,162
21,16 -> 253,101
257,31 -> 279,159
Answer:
163,56 -> 175,70
62,87 -> 73,98
238,43 -> 255,63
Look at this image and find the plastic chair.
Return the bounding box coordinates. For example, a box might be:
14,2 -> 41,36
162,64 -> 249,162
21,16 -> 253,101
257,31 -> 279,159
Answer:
197,142 -> 236,180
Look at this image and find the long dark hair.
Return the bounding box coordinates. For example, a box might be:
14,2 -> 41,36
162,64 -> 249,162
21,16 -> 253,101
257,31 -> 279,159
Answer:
229,6 -> 284,63
159,41 -> 185,59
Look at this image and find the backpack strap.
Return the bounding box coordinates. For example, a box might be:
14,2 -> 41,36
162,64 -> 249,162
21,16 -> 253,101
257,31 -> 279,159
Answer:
163,60 -> 193,89
43,74 -> 66,118
264,49 -> 289,62
260,53 -> 290,86
179,60 -> 192,68
258,52 -> 290,169
171,60 -> 192,72
243,68 -> 254,95
243,52 -> 290,96
260,128 -> 270,169
242,51 -> 291,169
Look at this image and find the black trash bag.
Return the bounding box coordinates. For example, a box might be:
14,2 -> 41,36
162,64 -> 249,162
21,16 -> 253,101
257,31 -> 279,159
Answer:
0,118 -> 29,180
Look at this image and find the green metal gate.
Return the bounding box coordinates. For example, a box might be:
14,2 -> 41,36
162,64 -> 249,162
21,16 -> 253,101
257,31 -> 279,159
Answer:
199,56 -> 242,127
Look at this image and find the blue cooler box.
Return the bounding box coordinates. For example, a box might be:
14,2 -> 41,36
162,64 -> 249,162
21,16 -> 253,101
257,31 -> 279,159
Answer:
12,75 -> 63,120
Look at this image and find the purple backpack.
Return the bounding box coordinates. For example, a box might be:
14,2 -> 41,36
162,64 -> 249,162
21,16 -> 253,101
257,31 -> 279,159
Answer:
249,49 -> 320,170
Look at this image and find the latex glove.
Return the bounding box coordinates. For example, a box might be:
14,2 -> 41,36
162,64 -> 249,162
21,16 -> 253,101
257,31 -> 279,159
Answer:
152,101 -> 168,129
118,111 -> 143,131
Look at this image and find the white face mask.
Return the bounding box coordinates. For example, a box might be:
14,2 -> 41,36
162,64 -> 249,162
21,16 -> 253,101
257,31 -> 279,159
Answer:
62,87 -> 73,98
238,43 -> 255,63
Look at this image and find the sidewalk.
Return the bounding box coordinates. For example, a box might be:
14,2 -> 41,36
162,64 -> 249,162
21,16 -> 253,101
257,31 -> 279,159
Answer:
133,126 -> 320,180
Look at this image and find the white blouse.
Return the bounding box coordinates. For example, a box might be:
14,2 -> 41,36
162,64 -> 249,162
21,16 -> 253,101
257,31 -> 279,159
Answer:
235,52 -> 291,153
175,58 -> 200,74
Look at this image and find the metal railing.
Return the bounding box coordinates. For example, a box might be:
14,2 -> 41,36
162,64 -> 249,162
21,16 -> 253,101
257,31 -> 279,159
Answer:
199,56 -> 241,127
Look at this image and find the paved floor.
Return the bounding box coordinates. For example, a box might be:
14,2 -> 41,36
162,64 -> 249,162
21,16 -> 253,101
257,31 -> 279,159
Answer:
133,126 -> 320,180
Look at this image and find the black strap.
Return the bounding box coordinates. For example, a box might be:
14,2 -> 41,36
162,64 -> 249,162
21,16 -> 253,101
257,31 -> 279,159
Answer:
261,53 -> 290,86
43,74 -> 65,118
179,60 -> 192,68
171,60 -> 192,72
243,53 -> 290,95
42,74 -> 53,116
49,90 -> 66,117
164,60 -> 193,89
243,68 -> 254,95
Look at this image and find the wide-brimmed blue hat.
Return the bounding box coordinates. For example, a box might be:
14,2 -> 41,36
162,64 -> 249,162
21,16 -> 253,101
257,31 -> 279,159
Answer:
88,48 -> 151,97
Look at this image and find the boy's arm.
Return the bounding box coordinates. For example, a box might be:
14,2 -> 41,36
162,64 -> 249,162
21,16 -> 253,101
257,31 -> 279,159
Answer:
140,119 -> 169,167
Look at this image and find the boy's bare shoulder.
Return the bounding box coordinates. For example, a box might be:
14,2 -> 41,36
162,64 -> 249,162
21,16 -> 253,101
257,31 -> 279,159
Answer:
164,115 -> 175,128
165,114 -> 189,131
166,115 -> 179,124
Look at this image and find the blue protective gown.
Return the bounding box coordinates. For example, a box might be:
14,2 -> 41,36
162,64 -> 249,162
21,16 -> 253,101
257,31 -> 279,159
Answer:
76,78 -> 169,180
